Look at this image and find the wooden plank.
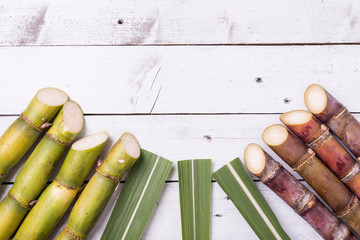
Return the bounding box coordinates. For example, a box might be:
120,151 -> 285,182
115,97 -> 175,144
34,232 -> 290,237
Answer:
0,114 -> 293,182
0,114 -> 286,182
0,46 -> 360,114
0,182 -> 322,239
5,113 -> 360,183
0,0 -> 359,45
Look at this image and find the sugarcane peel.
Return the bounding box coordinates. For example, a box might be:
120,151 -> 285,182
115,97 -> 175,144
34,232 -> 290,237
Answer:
263,124 -> 360,235
305,84 -> 360,159
0,88 -> 68,184
0,100 -> 83,240
14,131 -> 108,240
244,143 -> 357,240
56,132 -> 141,240
281,110 -> 360,198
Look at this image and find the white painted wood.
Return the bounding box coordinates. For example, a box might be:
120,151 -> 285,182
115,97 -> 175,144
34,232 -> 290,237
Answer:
0,0 -> 359,45
1,46 -> 360,114
1,1 -> 358,236
0,114 -> 307,183
0,183 -> 322,240
3,113 -> 360,182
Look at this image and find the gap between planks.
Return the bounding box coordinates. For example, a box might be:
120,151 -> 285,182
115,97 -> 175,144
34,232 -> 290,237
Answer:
1,43 -> 360,47
1,112 -> 360,117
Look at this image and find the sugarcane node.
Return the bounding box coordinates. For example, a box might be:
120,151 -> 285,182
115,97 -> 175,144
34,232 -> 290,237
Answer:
307,126 -> 330,151
325,107 -> 348,126
29,199 -> 38,208
8,192 -> 31,211
335,195 -> 359,218
96,168 -> 121,183
292,149 -> 315,172
295,192 -> 315,214
261,163 -> 282,184
327,221 -> 343,239
341,164 -> 360,183
327,108 -> 352,142
64,227 -> 81,240
97,158 -> 103,168
46,132 -> 72,146
20,113 -> 43,132
342,227 -> 355,240
55,178 -> 82,190
40,122 -> 52,131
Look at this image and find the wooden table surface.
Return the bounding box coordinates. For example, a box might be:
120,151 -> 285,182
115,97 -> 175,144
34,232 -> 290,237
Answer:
1,0 -> 360,239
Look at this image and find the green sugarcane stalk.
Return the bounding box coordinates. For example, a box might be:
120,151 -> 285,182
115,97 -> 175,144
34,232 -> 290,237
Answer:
56,132 -> 140,240
0,88 -> 68,184
0,100 -> 84,239
14,131 -> 108,240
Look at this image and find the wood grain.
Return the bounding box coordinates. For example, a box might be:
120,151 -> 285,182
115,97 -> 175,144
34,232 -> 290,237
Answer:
0,0 -> 359,46
0,46 -> 360,114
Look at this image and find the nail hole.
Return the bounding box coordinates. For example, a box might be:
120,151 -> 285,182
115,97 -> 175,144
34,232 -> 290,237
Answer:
255,77 -> 263,83
215,214 -> 223,217
284,98 -> 291,104
203,135 -> 212,141
117,19 -> 124,25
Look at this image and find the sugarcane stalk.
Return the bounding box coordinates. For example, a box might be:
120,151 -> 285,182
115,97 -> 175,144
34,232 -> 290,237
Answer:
262,124 -> 360,236
0,87 -> 68,184
56,132 -> 141,240
281,110 -> 360,198
244,143 -> 357,240
14,131 -> 108,240
0,100 -> 84,239
304,84 -> 360,159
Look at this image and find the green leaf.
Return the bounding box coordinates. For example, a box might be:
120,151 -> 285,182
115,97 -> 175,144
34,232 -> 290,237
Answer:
213,158 -> 290,240
178,159 -> 211,240
101,149 -> 173,240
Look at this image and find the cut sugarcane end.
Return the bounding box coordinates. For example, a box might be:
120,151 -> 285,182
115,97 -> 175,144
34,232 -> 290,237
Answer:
280,110 -> 312,126
262,125 -> 288,146
63,101 -> 84,133
36,87 -> 68,107
304,84 -> 327,114
244,143 -> 266,175
72,131 -> 109,151
120,132 -> 141,159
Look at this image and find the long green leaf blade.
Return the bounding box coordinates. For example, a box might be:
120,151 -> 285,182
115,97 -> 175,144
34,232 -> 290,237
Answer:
101,149 -> 172,240
178,159 -> 211,240
213,158 -> 290,240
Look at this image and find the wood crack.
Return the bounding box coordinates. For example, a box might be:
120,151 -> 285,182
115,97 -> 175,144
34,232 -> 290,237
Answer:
150,86 -> 162,114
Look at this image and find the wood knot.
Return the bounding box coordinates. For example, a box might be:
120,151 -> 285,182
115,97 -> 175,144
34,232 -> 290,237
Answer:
203,135 -> 212,141
283,98 -> 291,104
